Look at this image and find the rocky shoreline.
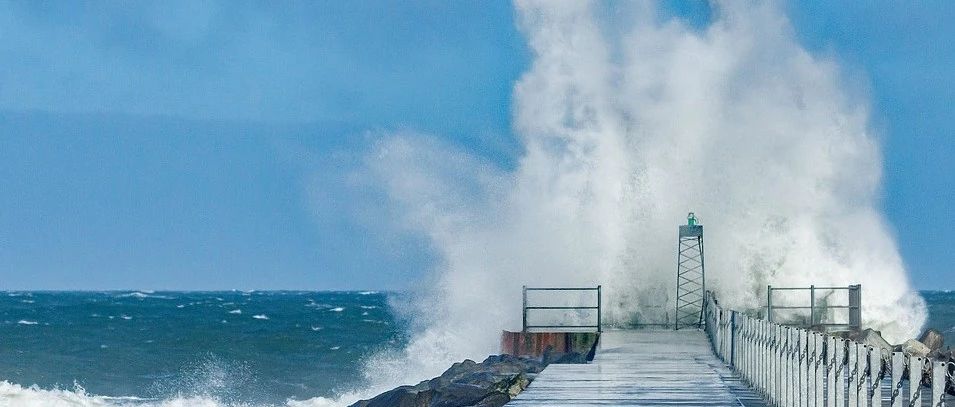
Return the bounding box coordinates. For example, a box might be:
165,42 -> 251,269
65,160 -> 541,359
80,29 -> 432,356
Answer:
349,351 -> 591,407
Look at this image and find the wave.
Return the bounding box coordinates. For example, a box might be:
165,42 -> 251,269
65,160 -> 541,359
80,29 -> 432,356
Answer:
117,292 -> 172,300
17,320 -> 38,325
0,381 -> 220,407
0,380 -> 358,407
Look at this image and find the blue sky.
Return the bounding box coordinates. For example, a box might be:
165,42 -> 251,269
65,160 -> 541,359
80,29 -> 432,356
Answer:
0,1 -> 951,290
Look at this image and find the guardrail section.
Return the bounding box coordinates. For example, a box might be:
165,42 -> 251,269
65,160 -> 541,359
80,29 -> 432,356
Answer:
704,291 -> 953,407
522,286 -> 601,333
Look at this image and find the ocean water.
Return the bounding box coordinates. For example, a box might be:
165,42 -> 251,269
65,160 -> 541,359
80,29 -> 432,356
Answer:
923,290 -> 955,337
0,291 -> 406,406
0,290 -> 952,406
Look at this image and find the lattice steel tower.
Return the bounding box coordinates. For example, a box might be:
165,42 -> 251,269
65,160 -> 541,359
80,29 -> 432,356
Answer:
675,212 -> 705,330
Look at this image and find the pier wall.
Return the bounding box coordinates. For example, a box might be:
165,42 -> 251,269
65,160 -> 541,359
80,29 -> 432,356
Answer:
499,331 -> 599,361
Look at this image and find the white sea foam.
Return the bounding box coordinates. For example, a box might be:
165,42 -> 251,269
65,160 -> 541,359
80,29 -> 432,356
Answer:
17,320 -> 37,325
228,309 -> 242,314
357,291 -> 377,295
118,292 -> 171,300
308,2 -> 928,405
252,314 -> 268,320
0,380 -> 260,406
329,307 -> 344,312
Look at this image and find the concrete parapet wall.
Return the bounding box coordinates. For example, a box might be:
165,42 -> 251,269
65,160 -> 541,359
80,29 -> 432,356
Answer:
500,331 -> 599,361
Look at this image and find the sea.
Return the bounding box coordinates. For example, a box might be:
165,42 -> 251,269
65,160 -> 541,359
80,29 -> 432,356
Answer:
0,291 -> 407,406
0,290 -> 952,406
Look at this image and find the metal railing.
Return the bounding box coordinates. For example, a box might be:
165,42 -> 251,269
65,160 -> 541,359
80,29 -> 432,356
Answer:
767,285 -> 861,331
522,286 -> 601,332
704,291 -> 953,407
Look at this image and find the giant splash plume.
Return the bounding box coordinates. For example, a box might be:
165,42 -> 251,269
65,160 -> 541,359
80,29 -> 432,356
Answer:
312,1 -> 928,404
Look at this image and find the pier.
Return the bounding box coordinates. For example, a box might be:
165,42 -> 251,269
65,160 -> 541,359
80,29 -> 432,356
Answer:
505,291 -> 954,407
504,216 -> 953,407
507,329 -> 766,406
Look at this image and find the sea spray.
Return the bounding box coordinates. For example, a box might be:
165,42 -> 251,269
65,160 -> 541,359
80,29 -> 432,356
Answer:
323,1 -> 928,405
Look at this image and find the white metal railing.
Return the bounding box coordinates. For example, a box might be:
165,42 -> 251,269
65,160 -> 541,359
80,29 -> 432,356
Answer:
704,291 -> 953,407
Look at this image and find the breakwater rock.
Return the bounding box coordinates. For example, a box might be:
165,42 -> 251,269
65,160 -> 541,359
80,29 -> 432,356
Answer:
349,352 -> 587,407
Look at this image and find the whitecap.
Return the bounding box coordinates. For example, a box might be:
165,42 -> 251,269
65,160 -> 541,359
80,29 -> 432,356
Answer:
176,304 -> 186,308
21,299 -> 35,304
17,320 -> 37,325
252,314 -> 269,320
361,312 -> 369,316
310,326 -> 323,331
228,309 -> 242,314
120,315 -> 132,320
359,305 -> 378,309
358,291 -> 377,295
330,307 -> 345,312
329,346 -> 340,350
118,291 -> 171,300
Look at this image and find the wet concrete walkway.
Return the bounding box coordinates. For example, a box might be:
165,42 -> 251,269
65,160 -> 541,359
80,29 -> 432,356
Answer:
506,330 -> 767,406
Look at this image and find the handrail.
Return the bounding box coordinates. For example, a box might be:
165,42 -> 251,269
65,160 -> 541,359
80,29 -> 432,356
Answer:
703,291 -> 952,407
766,284 -> 861,331
522,285 -> 601,333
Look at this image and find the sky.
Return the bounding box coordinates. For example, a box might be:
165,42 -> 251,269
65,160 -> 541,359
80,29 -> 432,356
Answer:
0,1 -> 952,290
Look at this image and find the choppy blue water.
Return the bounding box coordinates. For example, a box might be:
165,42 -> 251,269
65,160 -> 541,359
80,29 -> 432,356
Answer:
923,290 -> 955,337
0,291 -> 406,406
0,290 -> 952,406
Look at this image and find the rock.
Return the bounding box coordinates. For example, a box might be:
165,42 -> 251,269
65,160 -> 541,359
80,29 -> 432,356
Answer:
928,347 -> 953,362
902,339 -> 931,357
351,385 -> 433,407
917,328 -> 945,351
848,328 -> 893,352
350,354 -> 547,407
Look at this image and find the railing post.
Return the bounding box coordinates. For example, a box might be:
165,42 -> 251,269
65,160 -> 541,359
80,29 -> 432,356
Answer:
890,352 -> 903,407
870,346 -> 882,407
596,285 -> 602,333
908,356 -> 923,407
932,361 -> 946,407
730,310 -> 737,367
858,344 -> 869,407
522,285 -> 527,332
768,285 -> 774,322
814,333 -> 824,407
828,336 -> 838,407
836,338 -> 846,407
809,285 -> 815,327
849,284 -> 862,331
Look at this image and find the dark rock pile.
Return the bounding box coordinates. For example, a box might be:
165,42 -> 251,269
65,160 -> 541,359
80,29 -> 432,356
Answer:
349,352 -> 587,407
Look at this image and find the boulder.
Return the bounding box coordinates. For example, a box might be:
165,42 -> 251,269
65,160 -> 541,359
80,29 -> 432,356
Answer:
928,347 -> 953,362
917,329 -> 945,351
350,385 -> 433,407
350,354 -> 545,407
848,328 -> 893,352
902,339 -> 931,357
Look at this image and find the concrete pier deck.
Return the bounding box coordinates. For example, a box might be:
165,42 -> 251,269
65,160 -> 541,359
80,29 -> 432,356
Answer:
506,330 -> 766,406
